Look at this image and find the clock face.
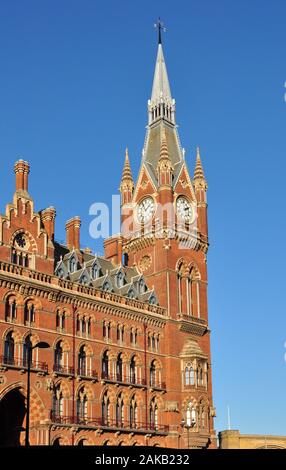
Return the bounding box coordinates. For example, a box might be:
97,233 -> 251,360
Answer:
176,196 -> 193,223
137,197 -> 155,223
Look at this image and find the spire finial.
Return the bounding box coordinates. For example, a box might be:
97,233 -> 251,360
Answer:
154,18 -> 166,45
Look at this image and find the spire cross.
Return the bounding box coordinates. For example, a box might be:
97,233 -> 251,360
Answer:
154,18 -> 166,45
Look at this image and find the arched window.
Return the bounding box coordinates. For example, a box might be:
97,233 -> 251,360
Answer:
102,392 -> 110,426
76,388 -> 88,423
4,332 -> 14,364
102,351 -> 109,378
185,365 -> 195,386
54,341 -> 63,371
116,353 -> 123,381
103,321 -> 111,340
130,328 -> 137,346
78,346 -> 87,376
116,393 -> 124,427
130,356 -> 136,384
5,297 -> 17,322
52,385 -> 64,419
24,302 -> 35,325
197,365 -> 204,386
23,335 -> 32,367
150,398 -> 159,430
186,401 -> 196,427
129,395 -> 137,429
150,360 -> 156,387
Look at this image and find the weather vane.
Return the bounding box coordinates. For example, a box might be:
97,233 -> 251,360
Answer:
154,18 -> 166,45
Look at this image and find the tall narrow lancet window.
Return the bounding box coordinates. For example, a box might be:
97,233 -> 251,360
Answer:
4,332 -> 15,364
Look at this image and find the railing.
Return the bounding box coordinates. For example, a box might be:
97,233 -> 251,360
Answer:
50,413 -> 169,434
0,355 -> 48,372
77,368 -> 98,380
53,364 -> 75,375
177,313 -> 207,325
150,381 -> 166,391
0,259 -> 167,318
101,372 -> 147,386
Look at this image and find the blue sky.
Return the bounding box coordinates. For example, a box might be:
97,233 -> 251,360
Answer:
0,0 -> 286,436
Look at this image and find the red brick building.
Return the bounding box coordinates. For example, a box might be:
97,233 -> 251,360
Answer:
0,36 -> 216,447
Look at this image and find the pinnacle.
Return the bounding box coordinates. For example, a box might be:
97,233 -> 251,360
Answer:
121,148 -> 133,181
194,147 -> 206,181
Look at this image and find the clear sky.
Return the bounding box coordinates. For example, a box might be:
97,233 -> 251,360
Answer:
0,0 -> 285,436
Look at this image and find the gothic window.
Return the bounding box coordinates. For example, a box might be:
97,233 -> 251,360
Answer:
130,328 -> 137,346
4,332 -> 14,364
52,385 -> 64,419
186,401 -> 197,427
87,318 -> 91,337
116,353 -> 123,381
24,302 -> 35,325
76,388 -> 88,423
11,232 -> 30,268
102,392 -> 110,426
130,356 -> 136,384
129,395 -> 138,429
78,346 -> 87,376
76,316 -> 81,334
5,297 -> 17,322
185,365 -> 195,386
23,335 -> 32,367
103,321 -> 111,340
54,341 -> 63,371
150,360 -> 156,387
116,393 -> 124,427
197,364 -> 204,386
150,397 -> 159,430
102,350 -> 109,378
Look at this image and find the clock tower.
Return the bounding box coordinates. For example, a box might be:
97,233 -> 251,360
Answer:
105,32 -> 216,448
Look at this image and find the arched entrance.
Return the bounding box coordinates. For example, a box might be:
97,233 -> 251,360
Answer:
0,388 -> 26,446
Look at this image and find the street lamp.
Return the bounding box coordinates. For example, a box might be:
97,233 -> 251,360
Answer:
25,340 -> 50,447
181,417 -> 196,449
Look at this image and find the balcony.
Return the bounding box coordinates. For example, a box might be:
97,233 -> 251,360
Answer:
0,355 -> 48,373
50,413 -> 169,435
101,372 -> 146,387
77,368 -> 98,381
53,364 -> 75,376
150,380 -> 166,391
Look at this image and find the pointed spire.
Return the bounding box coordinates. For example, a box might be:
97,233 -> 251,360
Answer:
194,147 -> 208,191
120,148 -> 134,204
151,44 -> 172,105
121,148 -> 133,181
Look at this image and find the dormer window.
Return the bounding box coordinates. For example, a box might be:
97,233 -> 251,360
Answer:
92,263 -> 100,279
138,279 -> 146,294
81,275 -> 88,285
57,268 -> 64,279
117,271 -> 124,288
128,289 -> 135,299
149,295 -> 157,305
70,257 -> 77,273
103,281 -> 111,292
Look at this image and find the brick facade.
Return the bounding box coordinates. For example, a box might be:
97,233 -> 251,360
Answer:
0,38 -> 216,448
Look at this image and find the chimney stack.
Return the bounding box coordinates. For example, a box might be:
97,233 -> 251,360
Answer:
65,216 -> 81,251
41,207 -> 56,241
14,159 -> 30,193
